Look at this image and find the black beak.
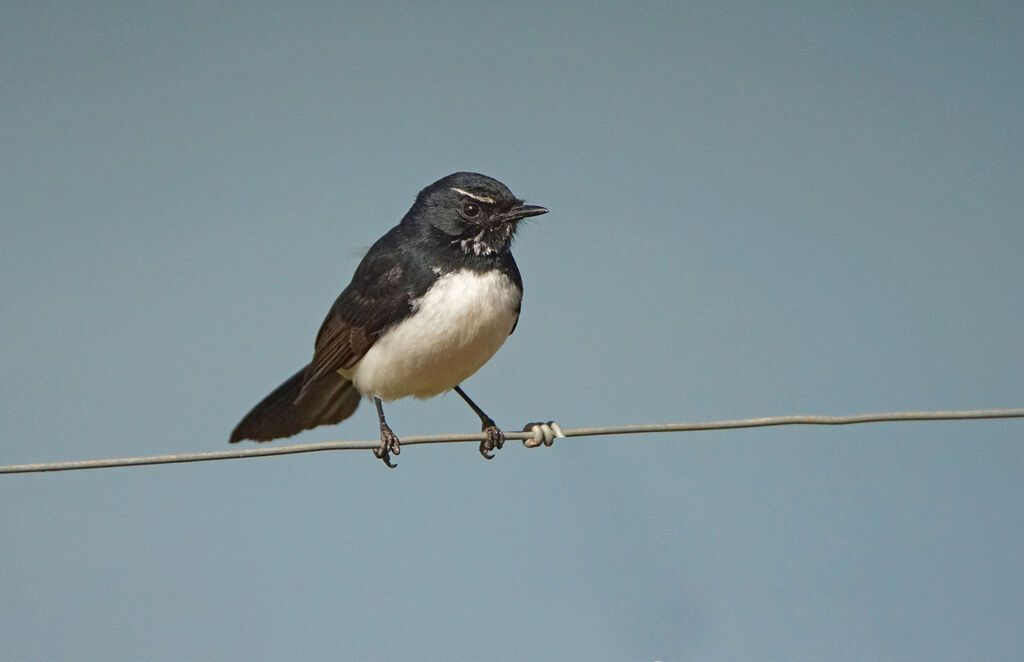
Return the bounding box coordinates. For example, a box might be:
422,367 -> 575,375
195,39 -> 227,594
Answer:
503,204 -> 549,222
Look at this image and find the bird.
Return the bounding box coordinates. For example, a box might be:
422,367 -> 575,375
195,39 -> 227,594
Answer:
229,172 -> 548,467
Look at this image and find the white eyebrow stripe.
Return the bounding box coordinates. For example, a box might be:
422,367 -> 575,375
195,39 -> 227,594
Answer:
450,187 -> 495,204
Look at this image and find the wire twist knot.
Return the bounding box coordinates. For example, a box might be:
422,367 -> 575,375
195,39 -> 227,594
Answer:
522,421 -> 565,447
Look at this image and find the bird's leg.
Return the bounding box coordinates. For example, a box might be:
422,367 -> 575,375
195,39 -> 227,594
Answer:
453,385 -> 505,459
373,397 -> 400,468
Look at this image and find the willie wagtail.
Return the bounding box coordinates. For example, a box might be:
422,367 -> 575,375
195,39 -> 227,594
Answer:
230,172 -> 548,467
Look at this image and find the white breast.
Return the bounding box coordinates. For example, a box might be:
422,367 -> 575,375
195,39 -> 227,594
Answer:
342,269 -> 521,401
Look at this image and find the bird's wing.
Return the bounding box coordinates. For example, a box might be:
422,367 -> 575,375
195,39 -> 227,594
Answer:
300,240 -> 417,393
502,252 -> 523,335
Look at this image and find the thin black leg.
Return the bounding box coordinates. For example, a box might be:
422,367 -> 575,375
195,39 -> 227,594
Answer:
453,385 -> 505,459
373,396 -> 400,468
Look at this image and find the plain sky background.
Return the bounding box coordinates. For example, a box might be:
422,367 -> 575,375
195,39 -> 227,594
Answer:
2,2 -> 1022,660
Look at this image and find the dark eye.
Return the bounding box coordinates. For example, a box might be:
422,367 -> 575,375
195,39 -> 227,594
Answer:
461,202 -> 480,218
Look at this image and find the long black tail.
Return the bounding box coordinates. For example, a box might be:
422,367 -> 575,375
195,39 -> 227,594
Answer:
229,365 -> 361,443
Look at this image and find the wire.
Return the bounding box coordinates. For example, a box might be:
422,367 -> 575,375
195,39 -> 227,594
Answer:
1,408 -> 1022,474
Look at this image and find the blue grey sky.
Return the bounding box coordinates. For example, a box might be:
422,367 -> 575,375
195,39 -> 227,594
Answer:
2,2 -> 1022,660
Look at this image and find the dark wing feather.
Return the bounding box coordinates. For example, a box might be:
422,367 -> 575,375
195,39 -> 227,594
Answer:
300,231 -> 420,393
500,253 -> 523,335
231,227 -> 433,444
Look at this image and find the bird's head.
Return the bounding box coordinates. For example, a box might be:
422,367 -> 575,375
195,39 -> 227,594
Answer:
406,172 -> 548,255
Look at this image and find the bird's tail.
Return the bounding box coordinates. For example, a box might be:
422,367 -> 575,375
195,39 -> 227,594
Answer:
229,365 -> 361,443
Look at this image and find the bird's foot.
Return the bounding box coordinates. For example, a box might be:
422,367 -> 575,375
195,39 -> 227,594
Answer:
478,419 -> 505,460
374,423 -> 401,468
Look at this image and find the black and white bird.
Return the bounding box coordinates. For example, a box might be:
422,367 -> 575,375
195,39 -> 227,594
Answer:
230,172 -> 548,467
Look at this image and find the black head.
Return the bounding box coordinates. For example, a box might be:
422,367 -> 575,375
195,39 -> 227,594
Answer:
404,172 -> 548,255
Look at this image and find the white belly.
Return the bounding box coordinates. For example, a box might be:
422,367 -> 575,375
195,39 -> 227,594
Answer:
342,269 -> 521,401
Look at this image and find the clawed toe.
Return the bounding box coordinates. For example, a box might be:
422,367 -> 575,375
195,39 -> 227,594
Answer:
478,422 -> 505,460
374,424 -> 401,468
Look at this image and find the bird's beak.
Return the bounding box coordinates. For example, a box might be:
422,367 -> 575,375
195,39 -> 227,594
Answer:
503,204 -> 549,222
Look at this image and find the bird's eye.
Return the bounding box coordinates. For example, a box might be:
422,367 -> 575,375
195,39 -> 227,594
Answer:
461,202 -> 480,218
